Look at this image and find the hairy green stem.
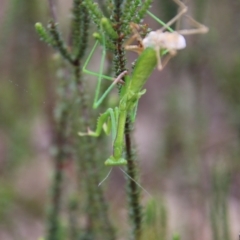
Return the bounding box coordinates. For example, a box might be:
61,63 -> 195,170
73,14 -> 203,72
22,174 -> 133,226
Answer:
47,100 -> 70,240
125,117 -> 142,240
74,64 -> 115,240
112,0 -> 143,238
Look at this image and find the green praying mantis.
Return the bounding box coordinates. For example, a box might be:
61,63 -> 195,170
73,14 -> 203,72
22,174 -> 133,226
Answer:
79,0 -> 208,166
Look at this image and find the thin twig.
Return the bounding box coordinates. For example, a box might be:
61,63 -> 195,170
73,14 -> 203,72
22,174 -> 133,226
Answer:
48,0 -> 57,21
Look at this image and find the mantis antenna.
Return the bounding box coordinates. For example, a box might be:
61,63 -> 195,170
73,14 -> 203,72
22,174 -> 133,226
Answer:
97,167 -> 152,199
98,168 -> 113,186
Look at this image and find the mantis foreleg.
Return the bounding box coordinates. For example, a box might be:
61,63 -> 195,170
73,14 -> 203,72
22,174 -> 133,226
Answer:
79,104 -> 128,166
78,107 -> 118,140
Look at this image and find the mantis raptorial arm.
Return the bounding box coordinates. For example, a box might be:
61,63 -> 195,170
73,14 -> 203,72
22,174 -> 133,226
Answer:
79,105 -> 127,166
79,107 -> 118,141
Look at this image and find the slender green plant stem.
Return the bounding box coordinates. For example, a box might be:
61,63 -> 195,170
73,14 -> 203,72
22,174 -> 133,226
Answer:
46,152 -> 64,240
74,63 -> 115,240
112,0 -> 126,77
44,2 -> 71,239
48,0 -> 57,21
47,101 -> 69,240
68,197 -> 79,240
125,117 -> 142,240
40,0 -> 115,239
112,0 -> 142,239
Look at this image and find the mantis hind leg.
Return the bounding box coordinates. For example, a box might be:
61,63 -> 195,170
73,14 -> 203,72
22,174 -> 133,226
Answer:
83,41 -> 114,82
83,40 -> 127,109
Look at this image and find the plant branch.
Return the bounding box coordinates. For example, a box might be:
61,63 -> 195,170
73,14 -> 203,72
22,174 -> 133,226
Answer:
48,0 -> 57,22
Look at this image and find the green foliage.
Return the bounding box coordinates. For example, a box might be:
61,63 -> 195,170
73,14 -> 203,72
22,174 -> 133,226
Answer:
48,21 -> 73,63
142,199 -> 167,239
35,1 -> 90,64
35,21 -> 73,62
210,164 -> 231,240
101,18 -> 118,40
81,1 -> 156,239
172,233 -> 181,240
71,0 -> 84,53
82,0 -> 104,26
71,1 -> 89,59
1,0 -> 222,240
83,0 -> 153,51
132,0 -> 153,25
0,182 -> 15,222
35,22 -> 54,46
35,1 -> 116,240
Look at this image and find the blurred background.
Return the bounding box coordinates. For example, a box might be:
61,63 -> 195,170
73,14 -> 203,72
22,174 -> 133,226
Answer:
0,0 -> 240,239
